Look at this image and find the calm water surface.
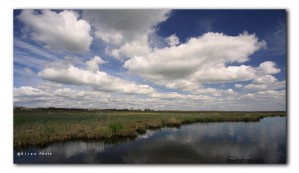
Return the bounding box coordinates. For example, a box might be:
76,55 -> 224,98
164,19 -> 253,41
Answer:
14,117 -> 286,164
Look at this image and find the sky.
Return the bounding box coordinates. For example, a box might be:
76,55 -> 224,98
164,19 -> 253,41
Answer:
13,9 -> 286,111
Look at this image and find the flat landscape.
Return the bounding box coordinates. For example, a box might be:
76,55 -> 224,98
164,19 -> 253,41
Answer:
14,108 -> 286,149
13,9 -> 287,164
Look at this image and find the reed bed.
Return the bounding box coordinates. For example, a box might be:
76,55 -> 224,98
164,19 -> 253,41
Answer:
14,109 -> 286,149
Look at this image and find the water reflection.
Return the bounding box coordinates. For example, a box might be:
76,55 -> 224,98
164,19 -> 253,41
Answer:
14,117 -> 286,164
42,141 -> 105,158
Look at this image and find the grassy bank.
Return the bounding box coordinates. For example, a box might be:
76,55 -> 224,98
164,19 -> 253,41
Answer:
14,109 -> 286,149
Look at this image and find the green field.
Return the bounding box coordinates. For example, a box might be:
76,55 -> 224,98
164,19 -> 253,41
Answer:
14,109 -> 286,149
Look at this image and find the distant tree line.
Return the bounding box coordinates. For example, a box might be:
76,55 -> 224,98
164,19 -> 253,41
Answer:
13,106 -> 155,112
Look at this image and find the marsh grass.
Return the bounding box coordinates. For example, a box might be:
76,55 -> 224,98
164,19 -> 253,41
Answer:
165,117 -> 182,127
14,109 -> 286,149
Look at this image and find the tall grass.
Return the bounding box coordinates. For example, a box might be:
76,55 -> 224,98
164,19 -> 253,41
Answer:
14,109 -> 286,149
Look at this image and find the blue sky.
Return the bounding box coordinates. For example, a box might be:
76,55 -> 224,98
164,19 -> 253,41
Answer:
13,9 -> 286,111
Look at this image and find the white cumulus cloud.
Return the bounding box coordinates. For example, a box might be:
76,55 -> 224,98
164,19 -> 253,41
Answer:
38,56 -> 155,95
83,9 -> 170,60
244,74 -> 285,91
18,10 -> 93,52
86,56 -> 106,73
254,75 -> 277,84
83,9 -> 170,44
259,61 -> 281,75
244,80 -> 285,91
165,34 -> 180,47
106,35 -> 152,59
124,32 -> 267,91
14,86 -> 51,97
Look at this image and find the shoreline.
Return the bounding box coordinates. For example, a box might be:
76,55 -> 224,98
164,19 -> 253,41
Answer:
14,110 -> 286,149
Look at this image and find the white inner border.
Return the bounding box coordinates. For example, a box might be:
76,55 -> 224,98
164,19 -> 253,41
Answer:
1,0 -> 298,172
